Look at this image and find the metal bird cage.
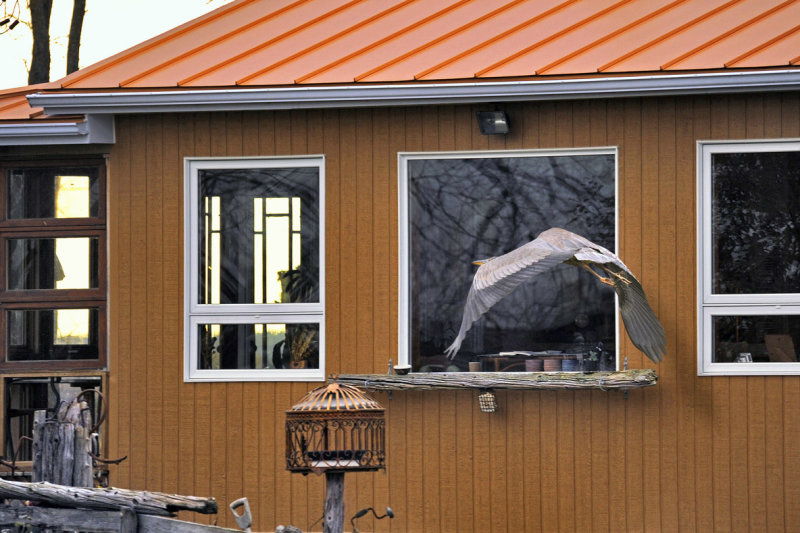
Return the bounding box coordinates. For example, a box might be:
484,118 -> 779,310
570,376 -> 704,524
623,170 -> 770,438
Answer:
286,382 -> 385,474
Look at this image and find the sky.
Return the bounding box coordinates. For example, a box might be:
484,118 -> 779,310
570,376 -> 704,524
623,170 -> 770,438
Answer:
0,0 -> 234,90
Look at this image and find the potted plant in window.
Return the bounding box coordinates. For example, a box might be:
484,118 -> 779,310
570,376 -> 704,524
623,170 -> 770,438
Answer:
583,342 -> 601,372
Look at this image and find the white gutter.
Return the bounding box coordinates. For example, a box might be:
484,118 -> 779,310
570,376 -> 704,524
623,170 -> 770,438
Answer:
26,69 -> 800,115
0,114 -> 114,145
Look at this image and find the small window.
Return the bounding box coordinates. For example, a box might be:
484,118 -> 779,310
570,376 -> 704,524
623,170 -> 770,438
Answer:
399,149 -> 618,372
184,157 -> 325,382
698,141 -> 800,375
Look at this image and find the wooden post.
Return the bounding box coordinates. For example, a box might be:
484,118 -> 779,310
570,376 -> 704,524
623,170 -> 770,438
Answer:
31,398 -> 93,487
323,471 -> 344,533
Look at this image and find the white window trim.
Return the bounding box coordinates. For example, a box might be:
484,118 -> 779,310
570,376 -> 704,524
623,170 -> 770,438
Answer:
697,139 -> 800,376
398,147 -> 620,369
184,156 -> 325,382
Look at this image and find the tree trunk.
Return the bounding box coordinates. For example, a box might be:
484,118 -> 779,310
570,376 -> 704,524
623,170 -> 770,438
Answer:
28,0 -> 53,84
66,0 -> 85,74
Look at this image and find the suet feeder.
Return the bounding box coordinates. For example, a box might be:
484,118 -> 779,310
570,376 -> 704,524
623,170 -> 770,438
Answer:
478,389 -> 498,413
286,382 -> 385,474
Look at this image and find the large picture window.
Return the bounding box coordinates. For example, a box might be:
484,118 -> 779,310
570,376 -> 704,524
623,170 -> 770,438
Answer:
399,149 -> 618,372
698,141 -> 800,375
184,157 -> 324,381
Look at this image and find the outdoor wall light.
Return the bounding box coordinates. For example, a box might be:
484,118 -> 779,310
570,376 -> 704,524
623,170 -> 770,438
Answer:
477,110 -> 510,135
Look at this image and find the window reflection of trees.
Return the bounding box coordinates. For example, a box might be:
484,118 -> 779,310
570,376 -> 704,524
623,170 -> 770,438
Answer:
712,152 -> 800,295
409,155 -> 616,362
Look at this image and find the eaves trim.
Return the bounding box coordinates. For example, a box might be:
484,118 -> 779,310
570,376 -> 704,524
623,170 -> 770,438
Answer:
27,69 -> 800,115
0,115 -> 115,145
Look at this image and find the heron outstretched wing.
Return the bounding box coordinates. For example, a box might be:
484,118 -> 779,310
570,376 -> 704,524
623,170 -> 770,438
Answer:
444,227 -> 666,364
603,264 -> 666,363
443,237 -> 577,358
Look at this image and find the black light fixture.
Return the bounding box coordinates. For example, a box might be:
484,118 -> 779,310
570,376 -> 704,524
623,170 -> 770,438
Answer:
477,110 -> 510,135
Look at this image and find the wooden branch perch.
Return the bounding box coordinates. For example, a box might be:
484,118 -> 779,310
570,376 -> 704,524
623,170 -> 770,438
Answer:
335,369 -> 657,391
0,478 -> 217,517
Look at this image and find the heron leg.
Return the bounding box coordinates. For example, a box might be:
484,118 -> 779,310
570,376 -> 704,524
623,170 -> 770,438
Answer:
578,262 -> 616,286
596,263 -> 632,285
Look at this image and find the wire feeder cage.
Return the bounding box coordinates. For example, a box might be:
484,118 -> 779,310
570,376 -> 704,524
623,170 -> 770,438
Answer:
286,382 -> 386,474
478,390 -> 498,413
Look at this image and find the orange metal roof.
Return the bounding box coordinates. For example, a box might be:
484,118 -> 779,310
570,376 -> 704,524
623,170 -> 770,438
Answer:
3,0 -> 800,122
48,0 -> 800,90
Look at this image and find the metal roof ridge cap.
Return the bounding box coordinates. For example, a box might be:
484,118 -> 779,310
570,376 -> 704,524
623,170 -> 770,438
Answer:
27,70 -> 800,114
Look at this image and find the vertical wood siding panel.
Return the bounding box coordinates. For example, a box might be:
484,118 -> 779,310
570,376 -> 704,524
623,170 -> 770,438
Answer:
160,113 -> 181,495
145,114 -> 165,491
191,114 -> 213,522
556,391 -> 575,532
207,113 -> 229,520
708,96 -> 732,531
742,93 -> 767,533
254,111 -> 277,529
782,93 -> 800,529
620,99 -> 645,532
287,109 -> 312,528
129,115 -> 149,490
239,112 -> 261,528
536,102 -> 559,532
419,105 -> 442,533
109,115 -> 132,488
554,102 -> 576,532
268,111 -> 294,528
177,113 -> 197,501
641,95 -> 665,524
661,98 -> 693,532
402,107 -> 425,532
225,113 -> 245,525
588,98 -> 610,533
759,94 -> 786,533
689,98 -> 714,532
434,106 -> 459,533
304,110 -> 327,530
385,106 -> 408,532
725,96 -> 752,533
352,107 -> 376,527
323,108 -> 341,377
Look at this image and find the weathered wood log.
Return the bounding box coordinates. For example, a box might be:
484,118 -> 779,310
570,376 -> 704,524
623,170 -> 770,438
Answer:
32,402 -> 93,487
0,478 -> 218,517
323,471 -> 344,533
0,505 -> 242,532
335,369 -> 657,391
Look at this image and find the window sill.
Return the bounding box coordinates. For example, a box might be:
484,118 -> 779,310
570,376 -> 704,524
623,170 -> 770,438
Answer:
335,369 -> 657,391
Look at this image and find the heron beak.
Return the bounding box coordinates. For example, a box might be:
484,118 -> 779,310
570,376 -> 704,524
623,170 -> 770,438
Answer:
472,258 -> 491,265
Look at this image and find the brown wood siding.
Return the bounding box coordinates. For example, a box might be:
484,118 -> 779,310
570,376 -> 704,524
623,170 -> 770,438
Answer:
105,93 -> 800,532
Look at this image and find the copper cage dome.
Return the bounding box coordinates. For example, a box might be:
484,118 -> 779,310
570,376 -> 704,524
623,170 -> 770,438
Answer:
285,382 -> 385,474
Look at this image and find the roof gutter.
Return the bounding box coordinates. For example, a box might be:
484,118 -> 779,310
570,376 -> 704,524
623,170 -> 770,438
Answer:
27,70 -> 800,115
0,114 -> 114,145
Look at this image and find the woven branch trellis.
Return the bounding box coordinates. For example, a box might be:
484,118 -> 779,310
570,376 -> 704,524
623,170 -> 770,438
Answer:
335,369 -> 657,391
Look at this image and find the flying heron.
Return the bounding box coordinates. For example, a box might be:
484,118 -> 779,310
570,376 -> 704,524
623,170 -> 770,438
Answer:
443,227 -> 666,364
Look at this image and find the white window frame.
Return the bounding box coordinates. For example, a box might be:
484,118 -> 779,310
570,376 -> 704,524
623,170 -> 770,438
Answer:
398,148 -> 620,369
184,156 -> 325,382
697,140 -> 800,375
